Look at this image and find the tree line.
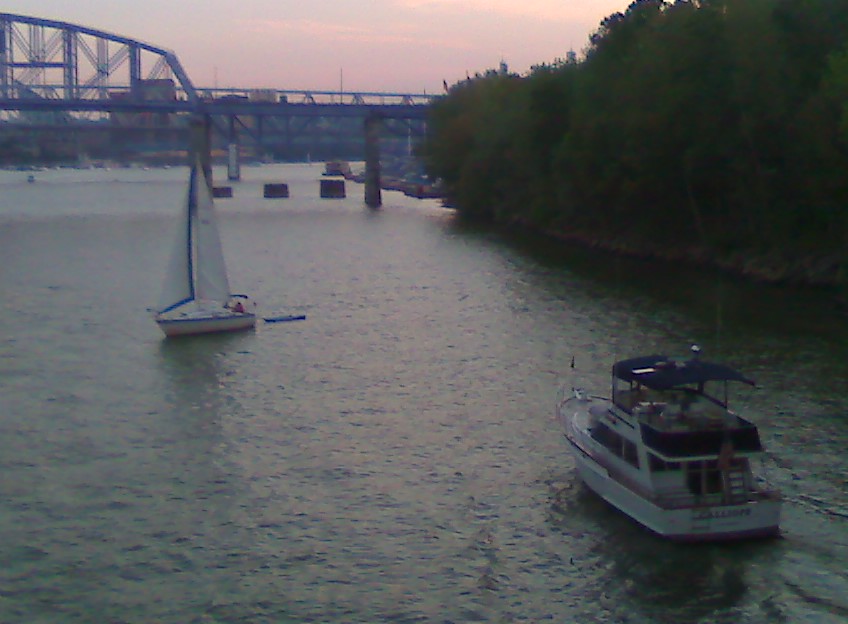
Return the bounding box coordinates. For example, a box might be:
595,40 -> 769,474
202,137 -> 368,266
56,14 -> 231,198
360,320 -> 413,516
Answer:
419,0 -> 848,286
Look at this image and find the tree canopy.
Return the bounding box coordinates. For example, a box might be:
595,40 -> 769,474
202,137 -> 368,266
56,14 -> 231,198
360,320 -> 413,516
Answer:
419,0 -> 848,285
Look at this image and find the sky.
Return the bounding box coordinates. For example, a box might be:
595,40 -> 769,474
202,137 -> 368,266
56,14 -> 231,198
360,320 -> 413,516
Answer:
3,1 -> 628,94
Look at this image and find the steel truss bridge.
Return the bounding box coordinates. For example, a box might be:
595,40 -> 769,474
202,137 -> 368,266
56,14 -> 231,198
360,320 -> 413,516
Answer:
0,12 -> 434,155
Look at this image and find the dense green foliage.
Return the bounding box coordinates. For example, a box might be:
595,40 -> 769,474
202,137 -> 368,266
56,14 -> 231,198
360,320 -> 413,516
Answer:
420,0 -> 848,283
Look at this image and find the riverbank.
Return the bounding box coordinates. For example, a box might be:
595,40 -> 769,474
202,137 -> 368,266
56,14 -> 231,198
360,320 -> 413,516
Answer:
492,214 -> 848,297
555,229 -> 842,286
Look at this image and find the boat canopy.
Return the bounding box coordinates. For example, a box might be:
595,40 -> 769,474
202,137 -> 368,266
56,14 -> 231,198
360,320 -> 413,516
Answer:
613,355 -> 755,390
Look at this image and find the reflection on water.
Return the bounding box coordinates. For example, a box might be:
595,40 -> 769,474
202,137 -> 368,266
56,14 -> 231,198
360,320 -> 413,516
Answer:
0,165 -> 846,622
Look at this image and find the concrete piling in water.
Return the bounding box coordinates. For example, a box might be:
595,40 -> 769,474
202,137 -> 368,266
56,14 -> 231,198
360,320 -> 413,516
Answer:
189,115 -> 212,176
264,183 -> 289,198
227,116 -> 240,181
320,179 -> 346,198
364,115 -> 382,208
227,143 -> 240,181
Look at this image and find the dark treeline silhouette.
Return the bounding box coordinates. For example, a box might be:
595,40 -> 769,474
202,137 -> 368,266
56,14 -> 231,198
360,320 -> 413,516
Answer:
420,0 -> 848,286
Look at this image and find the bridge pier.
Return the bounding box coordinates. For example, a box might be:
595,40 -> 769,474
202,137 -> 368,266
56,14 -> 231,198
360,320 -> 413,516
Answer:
227,115 -> 240,181
189,115 -> 212,177
364,114 -> 381,209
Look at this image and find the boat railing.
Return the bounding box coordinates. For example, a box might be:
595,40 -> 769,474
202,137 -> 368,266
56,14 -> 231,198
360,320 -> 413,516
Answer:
556,383 -> 575,407
556,383 -> 606,410
613,389 -> 639,413
653,492 -> 770,509
640,423 -> 763,457
653,486 -> 779,510
581,440 -> 779,510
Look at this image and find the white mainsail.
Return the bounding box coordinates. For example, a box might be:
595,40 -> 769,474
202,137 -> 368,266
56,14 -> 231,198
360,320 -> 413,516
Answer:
156,161 -> 231,313
192,161 -> 231,303
156,166 -> 195,313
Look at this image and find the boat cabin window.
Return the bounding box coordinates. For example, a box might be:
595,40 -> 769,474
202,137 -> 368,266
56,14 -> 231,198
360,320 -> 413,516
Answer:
591,422 -> 640,469
686,460 -> 723,495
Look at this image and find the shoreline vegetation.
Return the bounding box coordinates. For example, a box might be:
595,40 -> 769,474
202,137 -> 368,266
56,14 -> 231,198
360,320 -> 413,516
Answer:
419,0 -> 848,296
543,223 -> 845,288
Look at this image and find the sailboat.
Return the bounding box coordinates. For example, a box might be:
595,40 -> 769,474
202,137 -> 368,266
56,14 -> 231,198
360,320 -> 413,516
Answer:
154,158 -> 256,337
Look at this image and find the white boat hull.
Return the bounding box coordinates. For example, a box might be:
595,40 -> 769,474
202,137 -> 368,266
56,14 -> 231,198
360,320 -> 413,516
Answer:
560,394 -> 781,542
569,439 -> 781,541
156,312 -> 256,337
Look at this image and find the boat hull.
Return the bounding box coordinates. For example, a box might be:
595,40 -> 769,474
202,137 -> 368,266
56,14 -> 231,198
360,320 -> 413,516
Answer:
156,313 -> 256,337
559,395 -> 781,542
569,439 -> 781,541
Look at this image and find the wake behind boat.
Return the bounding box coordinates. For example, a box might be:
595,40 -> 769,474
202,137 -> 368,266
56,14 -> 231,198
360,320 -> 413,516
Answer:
154,158 -> 256,337
556,346 -> 781,542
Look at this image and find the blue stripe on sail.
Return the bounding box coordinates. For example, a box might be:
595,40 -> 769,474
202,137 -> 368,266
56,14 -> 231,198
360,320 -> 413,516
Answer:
186,164 -> 197,302
158,296 -> 194,315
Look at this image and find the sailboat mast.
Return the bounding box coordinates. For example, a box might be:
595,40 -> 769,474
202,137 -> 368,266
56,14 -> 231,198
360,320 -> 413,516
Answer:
187,114 -> 210,301
189,115 -> 213,187
186,165 -> 197,301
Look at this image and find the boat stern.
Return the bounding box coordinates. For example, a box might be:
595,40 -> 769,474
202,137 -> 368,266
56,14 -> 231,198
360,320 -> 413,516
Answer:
666,497 -> 782,542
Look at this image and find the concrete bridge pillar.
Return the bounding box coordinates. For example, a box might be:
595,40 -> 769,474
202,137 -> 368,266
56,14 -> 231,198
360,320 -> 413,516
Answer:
364,114 -> 382,208
227,115 -> 241,181
189,115 -> 212,178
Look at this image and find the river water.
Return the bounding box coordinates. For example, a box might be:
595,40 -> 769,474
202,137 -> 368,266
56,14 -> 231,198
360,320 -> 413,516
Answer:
1,163 -> 846,623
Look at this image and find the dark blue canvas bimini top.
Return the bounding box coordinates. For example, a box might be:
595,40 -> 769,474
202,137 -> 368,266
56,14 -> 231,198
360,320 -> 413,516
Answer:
612,355 -> 755,390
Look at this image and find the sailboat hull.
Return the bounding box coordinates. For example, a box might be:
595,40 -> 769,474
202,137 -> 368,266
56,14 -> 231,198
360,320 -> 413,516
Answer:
156,311 -> 256,337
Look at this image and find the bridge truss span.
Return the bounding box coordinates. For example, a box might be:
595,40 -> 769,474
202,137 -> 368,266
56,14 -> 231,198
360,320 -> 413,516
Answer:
0,12 -> 435,187
0,12 -> 197,120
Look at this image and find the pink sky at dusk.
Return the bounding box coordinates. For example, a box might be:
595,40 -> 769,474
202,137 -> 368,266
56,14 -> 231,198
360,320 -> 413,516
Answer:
3,0 -> 627,94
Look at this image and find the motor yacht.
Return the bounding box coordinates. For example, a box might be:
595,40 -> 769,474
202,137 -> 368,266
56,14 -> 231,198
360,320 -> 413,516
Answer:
556,346 -> 781,541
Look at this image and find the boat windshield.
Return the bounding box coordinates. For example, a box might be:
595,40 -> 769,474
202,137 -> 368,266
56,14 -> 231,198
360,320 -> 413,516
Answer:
611,354 -> 754,412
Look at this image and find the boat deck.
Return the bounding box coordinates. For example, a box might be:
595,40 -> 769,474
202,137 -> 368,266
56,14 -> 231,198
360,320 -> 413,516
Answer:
614,389 -> 738,432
